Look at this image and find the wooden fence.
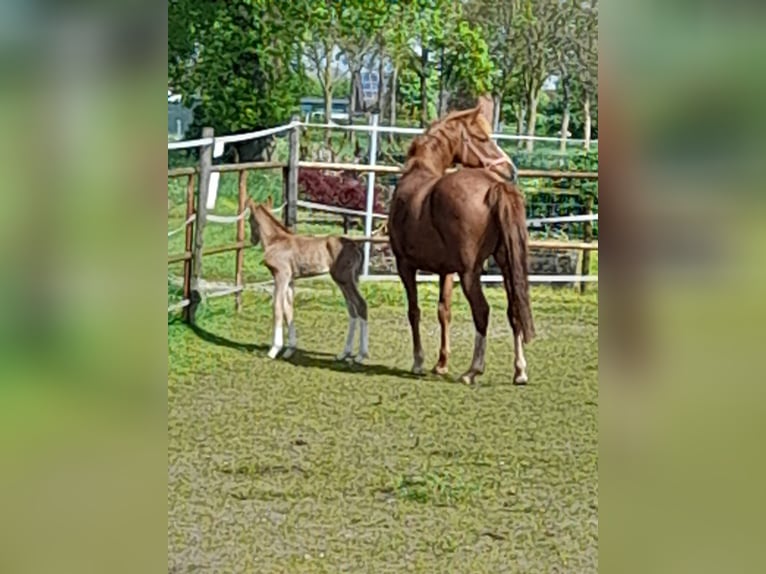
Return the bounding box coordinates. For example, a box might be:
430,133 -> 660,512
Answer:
168,120 -> 598,322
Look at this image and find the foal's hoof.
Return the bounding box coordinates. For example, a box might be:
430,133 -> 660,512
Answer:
411,364 -> 425,376
458,371 -> 477,385
353,353 -> 368,364
513,372 -> 528,385
282,347 -> 296,360
336,351 -> 351,361
432,364 -> 449,376
267,346 -> 282,360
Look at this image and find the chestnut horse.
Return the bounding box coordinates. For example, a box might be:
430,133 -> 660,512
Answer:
388,107 -> 535,384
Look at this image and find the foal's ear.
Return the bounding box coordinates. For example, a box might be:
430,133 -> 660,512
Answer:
265,195 -> 273,209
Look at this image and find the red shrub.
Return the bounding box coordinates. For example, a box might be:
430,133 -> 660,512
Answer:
298,169 -> 386,214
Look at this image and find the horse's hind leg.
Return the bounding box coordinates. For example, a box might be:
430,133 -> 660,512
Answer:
432,273 -> 454,375
457,269 -> 490,385
282,281 -> 297,359
347,279 -> 369,362
335,281 -> 358,361
399,261 -> 424,375
495,247 -> 528,384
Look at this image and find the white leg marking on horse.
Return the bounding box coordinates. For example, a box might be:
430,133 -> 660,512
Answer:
283,322 -> 297,359
470,332 -> 486,374
355,319 -> 369,362
268,323 -> 283,359
338,317 -> 357,360
514,332 -> 528,384
412,351 -> 425,375
459,332 -> 486,384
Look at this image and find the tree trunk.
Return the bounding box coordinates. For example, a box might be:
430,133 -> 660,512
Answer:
525,89 -> 538,152
419,47 -> 429,127
492,93 -> 502,133
515,104 -> 525,149
389,65 -> 398,143
323,54 -> 333,145
559,106 -> 570,154
348,68 -> 359,151
583,92 -> 592,151
559,82 -> 570,153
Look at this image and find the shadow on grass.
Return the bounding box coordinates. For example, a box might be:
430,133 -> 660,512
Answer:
188,323 -> 423,380
188,322 -> 271,353
284,349 -> 424,380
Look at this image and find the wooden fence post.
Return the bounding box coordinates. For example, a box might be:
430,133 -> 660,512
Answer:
189,126 -> 214,322
182,173 -> 195,323
580,194 -> 594,294
234,170 -> 248,312
284,116 -> 300,231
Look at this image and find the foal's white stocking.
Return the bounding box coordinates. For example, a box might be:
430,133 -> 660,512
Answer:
355,319 -> 369,363
268,282 -> 286,359
337,316 -> 357,360
282,284 -> 297,359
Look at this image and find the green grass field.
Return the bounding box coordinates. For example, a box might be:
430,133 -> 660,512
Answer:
168,282 -> 598,572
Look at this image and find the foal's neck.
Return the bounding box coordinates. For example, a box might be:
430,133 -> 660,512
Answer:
255,208 -> 289,247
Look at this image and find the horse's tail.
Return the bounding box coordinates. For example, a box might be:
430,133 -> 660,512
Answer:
491,182 -> 535,343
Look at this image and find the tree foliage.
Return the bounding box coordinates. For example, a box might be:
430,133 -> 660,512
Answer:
168,0 -> 598,147
168,0 -> 308,136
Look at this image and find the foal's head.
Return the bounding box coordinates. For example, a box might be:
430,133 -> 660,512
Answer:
246,198 -> 262,245
246,196 -> 282,246
408,106 -> 517,181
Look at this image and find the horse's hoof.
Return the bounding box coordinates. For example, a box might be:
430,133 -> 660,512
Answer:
353,354 -> 367,364
458,372 -> 476,385
336,351 -> 351,361
282,347 -> 296,360
513,373 -> 528,385
432,364 -> 449,375
267,347 -> 282,359
412,364 -> 425,376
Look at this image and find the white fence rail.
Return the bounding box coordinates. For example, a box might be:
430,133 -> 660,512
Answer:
168,120 -> 599,150
168,116 -> 598,302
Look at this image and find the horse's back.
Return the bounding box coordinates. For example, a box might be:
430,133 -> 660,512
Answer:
389,170 -> 501,273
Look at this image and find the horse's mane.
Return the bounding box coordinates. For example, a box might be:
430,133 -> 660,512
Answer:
402,106 -> 486,174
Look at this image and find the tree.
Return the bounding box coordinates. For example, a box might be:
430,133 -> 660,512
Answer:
301,1 -> 347,143
394,0 -> 494,127
465,0 -> 526,131
516,0 -> 563,151
551,0 -> 580,151
577,0 -> 598,150
335,1 -> 391,146
168,0 -> 308,159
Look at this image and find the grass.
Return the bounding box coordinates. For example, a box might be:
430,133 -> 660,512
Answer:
168,283 -> 598,572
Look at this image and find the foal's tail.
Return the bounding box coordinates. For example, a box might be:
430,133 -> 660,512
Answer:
491,182 -> 535,343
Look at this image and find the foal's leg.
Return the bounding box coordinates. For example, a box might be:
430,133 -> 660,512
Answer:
495,248 -> 528,384
268,274 -> 288,359
399,262 -> 424,374
348,279 -> 369,362
335,281 -> 358,361
433,273 -> 454,375
458,269 -> 490,385
282,281 -> 297,359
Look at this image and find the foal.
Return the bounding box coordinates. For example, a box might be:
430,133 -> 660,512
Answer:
246,197 -> 369,362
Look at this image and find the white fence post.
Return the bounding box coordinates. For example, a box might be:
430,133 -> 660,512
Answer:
362,114 -> 379,277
